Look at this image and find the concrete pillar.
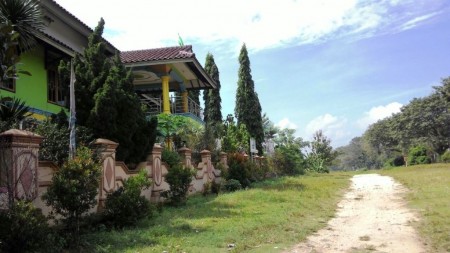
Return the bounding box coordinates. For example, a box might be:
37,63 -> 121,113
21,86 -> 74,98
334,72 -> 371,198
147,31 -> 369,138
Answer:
0,129 -> 43,209
201,150 -> 214,180
161,75 -> 171,114
178,147 -> 192,168
182,91 -> 189,113
92,138 -> 118,210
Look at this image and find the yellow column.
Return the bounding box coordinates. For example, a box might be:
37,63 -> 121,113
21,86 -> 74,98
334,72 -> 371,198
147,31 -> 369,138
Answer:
182,91 -> 188,113
161,76 -> 171,114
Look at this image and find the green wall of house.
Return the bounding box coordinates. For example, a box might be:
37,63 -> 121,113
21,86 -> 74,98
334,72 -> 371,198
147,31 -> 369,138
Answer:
0,45 -> 64,119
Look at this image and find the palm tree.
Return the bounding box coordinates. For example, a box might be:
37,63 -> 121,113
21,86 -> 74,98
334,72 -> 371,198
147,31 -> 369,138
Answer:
0,0 -> 43,80
0,97 -> 30,131
0,0 -> 43,51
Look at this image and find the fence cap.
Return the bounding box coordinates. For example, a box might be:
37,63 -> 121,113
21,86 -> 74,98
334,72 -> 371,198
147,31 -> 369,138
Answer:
93,138 -> 119,146
0,129 -> 43,138
200,149 -> 211,155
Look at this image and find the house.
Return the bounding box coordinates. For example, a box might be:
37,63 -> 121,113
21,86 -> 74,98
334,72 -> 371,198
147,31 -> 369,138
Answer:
0,0 -> 214,122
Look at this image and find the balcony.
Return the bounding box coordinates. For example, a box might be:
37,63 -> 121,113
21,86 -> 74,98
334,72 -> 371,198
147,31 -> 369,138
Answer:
141,95 -> 203,122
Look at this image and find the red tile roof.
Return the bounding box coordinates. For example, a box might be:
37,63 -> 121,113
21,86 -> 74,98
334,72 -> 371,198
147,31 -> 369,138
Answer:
120,45 -> 195,63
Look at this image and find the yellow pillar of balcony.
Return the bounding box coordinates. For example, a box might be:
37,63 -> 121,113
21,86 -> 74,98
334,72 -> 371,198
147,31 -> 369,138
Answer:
161,75 -> 171,114
182,91 -> 188,113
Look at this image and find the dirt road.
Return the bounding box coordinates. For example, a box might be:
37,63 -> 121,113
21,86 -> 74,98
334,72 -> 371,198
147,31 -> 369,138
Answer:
286,174 -> 428,253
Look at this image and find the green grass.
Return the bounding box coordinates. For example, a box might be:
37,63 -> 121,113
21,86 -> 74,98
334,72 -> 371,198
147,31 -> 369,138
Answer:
84,173 -> 351,252
380,163 -> 450,252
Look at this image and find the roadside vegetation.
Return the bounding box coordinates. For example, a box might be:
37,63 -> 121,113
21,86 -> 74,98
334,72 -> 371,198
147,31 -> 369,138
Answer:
84,173 -> 351,253
380,164 -> 450,252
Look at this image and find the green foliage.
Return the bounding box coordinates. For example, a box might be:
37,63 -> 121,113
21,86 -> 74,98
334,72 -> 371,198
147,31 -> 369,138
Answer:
441,150 -> 450,163
103,170 -> 153,228
204,53 -> 222,128
73,20 -> 157,166
0,97 -> 30,131
408,145 -> 431,165
161,149 -> 181,168
202,181 -> 211,196
0,200 -> 63,253
211,180 -> 221,195
307,130 -> 337,173
272,146 -> 306,175
162,164 -> 194,206
223,179 -> 242,192
226,153 -> 251,188
35,117 -> 93,166
0,0 -> 43,80
43,147 -> 101,244
235,44 -> 264,153
221,114 -> 250,153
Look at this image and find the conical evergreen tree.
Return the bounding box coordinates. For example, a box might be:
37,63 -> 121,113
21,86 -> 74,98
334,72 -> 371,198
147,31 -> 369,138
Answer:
235,44 -> 264,153
204,53 -> 222,133
73,18 -> 110,126
74,20 -> 157,166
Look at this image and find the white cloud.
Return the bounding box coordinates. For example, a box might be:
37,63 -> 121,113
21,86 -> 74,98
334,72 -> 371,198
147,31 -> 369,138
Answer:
399,12 -> 441,31
357,102 -> 402,129
55,0 -> 445,53
276,118 -> 298,130
305,114 -> 351,146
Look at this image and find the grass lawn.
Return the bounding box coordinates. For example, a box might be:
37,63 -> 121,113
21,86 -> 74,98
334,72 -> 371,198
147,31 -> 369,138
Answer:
380,163 -> 450,252
84,173 -> 351,252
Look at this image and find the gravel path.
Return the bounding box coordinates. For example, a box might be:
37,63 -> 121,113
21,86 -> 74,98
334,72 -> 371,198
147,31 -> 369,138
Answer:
285,174 -> 428,253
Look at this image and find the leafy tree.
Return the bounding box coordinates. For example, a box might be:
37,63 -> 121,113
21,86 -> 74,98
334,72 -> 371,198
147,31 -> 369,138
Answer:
0,0 -> 43,80
204,53 -> 222,131
336,137 -> 372,170
262,113 -> 279,140
408,145 -> 431,165
235,44 -> 264,153
43,147 -> 101,245
307,130 -> 337,173
221,114 -> 250,153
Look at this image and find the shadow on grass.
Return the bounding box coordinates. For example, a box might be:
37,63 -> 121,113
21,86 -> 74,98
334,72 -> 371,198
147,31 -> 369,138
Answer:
83,198 -> 238,252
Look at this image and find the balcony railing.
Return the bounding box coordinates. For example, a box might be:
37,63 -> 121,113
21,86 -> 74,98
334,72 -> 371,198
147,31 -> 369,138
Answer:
141,95 -> 203,121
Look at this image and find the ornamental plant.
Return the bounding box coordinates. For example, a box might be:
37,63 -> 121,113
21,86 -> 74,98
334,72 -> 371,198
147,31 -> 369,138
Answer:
43,147 -> 101,246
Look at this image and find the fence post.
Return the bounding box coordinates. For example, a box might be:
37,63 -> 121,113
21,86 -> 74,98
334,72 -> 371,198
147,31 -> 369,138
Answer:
0,129 -> 43,209
92,138 -> 118,211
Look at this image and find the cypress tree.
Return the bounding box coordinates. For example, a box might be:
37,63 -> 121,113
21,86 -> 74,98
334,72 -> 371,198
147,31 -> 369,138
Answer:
235,44 -> 264,153
74,20 -> 157,166
73,18 -> 110,126
204,53 -> 222,136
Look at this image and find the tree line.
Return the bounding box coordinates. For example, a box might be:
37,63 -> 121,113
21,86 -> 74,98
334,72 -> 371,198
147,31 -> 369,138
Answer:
336,77 -> 450,170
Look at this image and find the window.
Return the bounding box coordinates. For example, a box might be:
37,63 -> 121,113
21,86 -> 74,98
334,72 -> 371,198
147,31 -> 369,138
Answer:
0,78 -> 15,92
47,68 -> 66,106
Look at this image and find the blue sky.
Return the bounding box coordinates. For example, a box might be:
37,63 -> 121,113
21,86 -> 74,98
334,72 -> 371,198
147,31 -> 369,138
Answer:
56,0 -> 450,147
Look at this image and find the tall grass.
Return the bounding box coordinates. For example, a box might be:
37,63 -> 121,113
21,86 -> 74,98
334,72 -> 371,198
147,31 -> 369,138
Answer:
381,163 -> 450,252
85,173 -> 351,252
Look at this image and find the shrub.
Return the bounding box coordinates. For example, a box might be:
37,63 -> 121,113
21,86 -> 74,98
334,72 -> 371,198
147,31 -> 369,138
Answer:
202,181 -> 211,196
162,149 -> 181,167
103,170 -> 153,228
384,155 -> 405,168
408,145 -> 431,165
43,147 -> 102,245
441,150 -> 450,163
0,200 -> 64,252
161,164 -> 194,206
211,180 -> 221,195
223,179 -> 242,192
227,153 -> 251,188
272,146 -> 305,175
